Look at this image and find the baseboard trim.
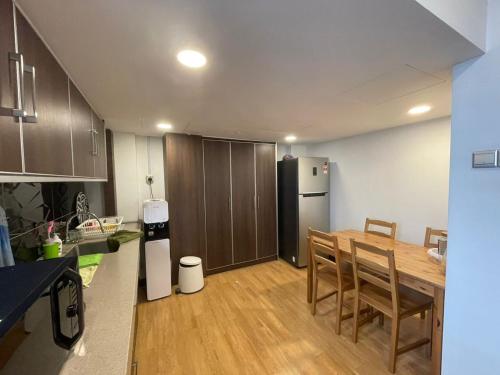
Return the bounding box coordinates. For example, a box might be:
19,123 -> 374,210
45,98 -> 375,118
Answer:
206,255 -> 277,275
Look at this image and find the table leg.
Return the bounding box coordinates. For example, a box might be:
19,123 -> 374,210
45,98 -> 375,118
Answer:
307,238 -> 312,303
432,288 -> 445,374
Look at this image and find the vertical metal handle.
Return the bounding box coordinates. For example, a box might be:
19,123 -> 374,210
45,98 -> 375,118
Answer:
7,52 -> 26,117
89,129 -> 94,156
257,195 -> 260,209
23,64 -> 38,123
94,130 -> 99,156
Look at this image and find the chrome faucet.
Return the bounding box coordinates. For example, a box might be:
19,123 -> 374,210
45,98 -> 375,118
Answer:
65,212 -> 105,243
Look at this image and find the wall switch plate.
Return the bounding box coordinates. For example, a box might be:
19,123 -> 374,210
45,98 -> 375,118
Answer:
472,150 -> 498,168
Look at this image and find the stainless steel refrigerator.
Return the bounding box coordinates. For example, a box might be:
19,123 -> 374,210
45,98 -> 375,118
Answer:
278,157 -> 330,267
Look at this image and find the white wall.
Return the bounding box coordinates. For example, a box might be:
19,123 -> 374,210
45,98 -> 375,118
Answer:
415,0 -> 487,50
443,1 -> 500,373
302,117 -> 450,244
113,132 -> 165,222
134,136 -> 166,216
277,144 -> 290,161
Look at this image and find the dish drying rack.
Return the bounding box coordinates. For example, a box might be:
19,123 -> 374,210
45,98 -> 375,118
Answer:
76,216 -> 124,239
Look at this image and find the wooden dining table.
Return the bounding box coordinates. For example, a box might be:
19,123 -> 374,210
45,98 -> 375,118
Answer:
306,230 -> 445,375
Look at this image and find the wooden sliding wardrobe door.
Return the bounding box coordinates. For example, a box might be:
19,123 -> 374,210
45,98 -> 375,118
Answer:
203,140 -> 233,270
164,134 -> 206,284
231,142 -> 257,263
255,143 -> 277,259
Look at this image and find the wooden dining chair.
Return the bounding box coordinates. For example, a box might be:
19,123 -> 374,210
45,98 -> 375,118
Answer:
418,227 -> 445,320
309,228 -> 355,335
364,218 -> 397,239
423,227 -> 447,248
350,239 -> 433,373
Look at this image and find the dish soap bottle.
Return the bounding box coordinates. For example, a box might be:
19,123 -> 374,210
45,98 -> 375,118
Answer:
52,233 -> 63,256
45,221 -> 63,256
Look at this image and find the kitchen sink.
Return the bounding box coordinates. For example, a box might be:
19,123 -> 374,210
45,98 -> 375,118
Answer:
75,240 -> 117,256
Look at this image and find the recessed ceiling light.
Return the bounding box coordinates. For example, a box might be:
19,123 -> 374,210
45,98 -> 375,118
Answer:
285,135 -> 297,142
177,50 -> 207,68
157,123 -> 173,130
408,105 -> 432,115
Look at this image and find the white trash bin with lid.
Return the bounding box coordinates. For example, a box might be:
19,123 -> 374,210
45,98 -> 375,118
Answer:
178,256 -> 204,294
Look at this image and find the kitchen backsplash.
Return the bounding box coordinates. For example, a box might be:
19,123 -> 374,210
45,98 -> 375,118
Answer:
0,182 -> 104,262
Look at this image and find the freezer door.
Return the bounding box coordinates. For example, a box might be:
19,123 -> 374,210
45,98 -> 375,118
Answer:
298,157 -> 329,194
297,193 -> 330,267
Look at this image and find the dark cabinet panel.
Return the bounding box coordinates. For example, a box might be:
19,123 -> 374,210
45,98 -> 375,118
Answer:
203,140 -> 233,269
69,81 -> 93,177
103,129 -> 116,215
166,136 -> 275,278
93,112 -> 107,179
0,0 -> 22,173
256,143 -> 277,258
16,10 -> 72,175
231,142 -> 257,263
165,134 -> 206,284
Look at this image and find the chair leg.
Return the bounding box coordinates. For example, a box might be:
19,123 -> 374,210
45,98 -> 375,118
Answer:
335,290 -> 344,335
352,295 -> 360,343
426,307 -> 433,359
388,317 -> 400,373
311,271 -> 319,315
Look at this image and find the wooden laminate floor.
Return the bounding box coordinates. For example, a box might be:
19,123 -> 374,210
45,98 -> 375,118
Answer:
134,260 -> 432,375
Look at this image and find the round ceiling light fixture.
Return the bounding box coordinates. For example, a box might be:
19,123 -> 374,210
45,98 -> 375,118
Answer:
157,123 -> 173,130
176,49 -> 207,68
285,135 -> 297,142
408,105 -> 432,115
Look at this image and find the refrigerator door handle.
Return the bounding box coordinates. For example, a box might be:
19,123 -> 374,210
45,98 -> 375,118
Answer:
300,192 -> 328,197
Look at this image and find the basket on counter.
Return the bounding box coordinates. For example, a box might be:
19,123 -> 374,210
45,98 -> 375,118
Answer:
76,216 -> 124,239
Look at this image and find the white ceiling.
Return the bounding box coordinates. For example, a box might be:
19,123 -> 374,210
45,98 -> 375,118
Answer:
17,0 -> 482,142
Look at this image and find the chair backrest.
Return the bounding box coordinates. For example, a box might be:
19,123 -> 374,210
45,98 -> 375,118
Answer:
364,218 -> 397,239
350,239 -> 400,313
308,228 -> 345,288
424,227 -> 446,248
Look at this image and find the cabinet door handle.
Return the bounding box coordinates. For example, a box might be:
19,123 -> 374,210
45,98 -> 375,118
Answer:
257,195 -> 260,209
7,52 -> 26,117
22,64 -> 38,123
89,129 -> 96,156
94,130 -> 99,156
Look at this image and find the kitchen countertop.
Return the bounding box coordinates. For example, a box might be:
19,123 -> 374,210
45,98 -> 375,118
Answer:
1,223 -> 141,375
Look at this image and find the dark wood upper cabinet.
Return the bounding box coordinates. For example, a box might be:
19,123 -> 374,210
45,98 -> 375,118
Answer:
0,3 -> 108,179
69,81 -> 93,177
0,0 -> 22,173
256,143 -> 277,258
203,140 -> 233,270
16,10 -> 72,176
93,111 -> 107,179
231,142 -> 257,263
